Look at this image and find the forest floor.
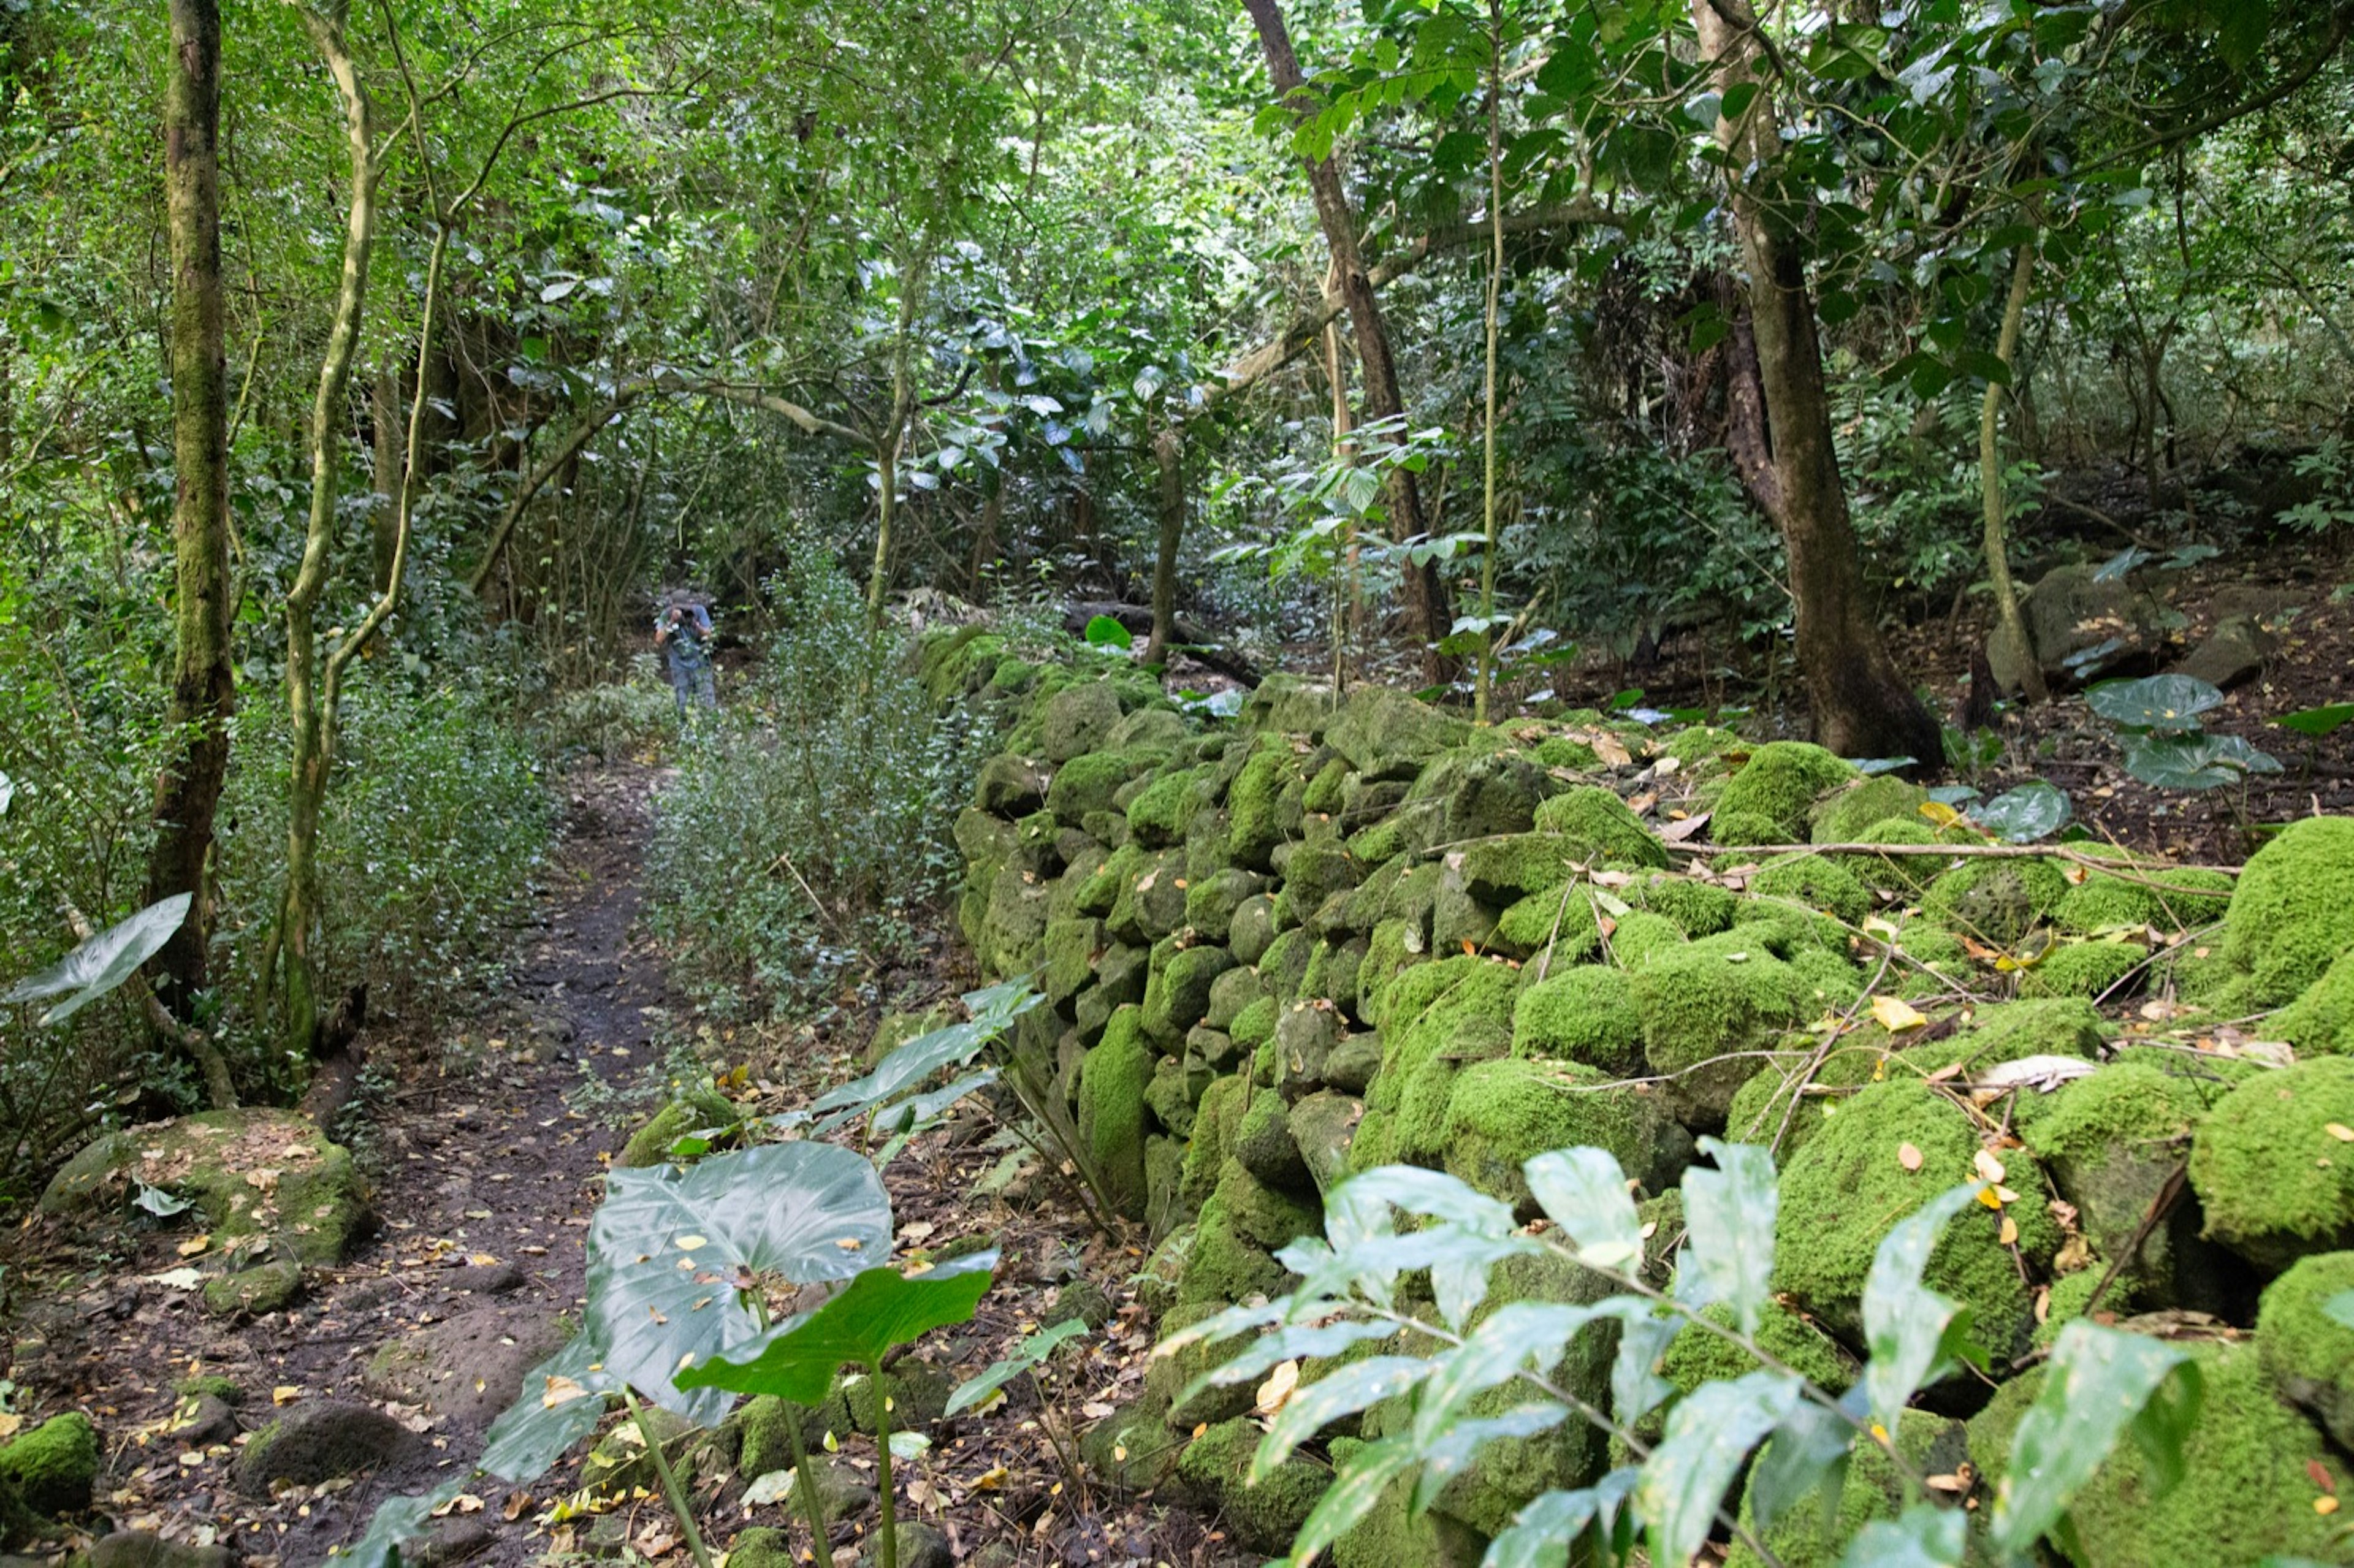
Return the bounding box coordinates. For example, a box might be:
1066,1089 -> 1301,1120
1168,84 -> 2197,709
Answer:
0,764 -> 1235,1568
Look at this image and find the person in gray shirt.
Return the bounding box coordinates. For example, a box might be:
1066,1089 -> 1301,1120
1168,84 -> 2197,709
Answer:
655,596 -> 717,720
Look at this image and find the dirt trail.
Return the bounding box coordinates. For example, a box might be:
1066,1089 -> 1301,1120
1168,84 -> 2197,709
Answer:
3,764 -> 675,1568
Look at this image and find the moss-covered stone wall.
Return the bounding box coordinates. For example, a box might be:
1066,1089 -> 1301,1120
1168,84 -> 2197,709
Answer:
926,631 -> 2354,1564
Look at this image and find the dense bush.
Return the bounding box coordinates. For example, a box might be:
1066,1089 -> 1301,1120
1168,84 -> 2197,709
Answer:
648,555 -> 996,1017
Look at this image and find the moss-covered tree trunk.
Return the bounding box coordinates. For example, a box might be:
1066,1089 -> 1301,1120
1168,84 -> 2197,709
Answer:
146,0 -> 238,1106
1146,425 -> 1184,665
1695,0 -> 1942,768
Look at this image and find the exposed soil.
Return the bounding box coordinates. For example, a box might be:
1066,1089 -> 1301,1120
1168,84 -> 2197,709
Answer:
0,764 -> 1233,1568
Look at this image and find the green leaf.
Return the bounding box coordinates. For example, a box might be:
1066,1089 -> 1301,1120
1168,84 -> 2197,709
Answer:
2278,703 -> 2354,738
587,1143 -> 893,1420
1286,1436 -> 1419,1567
4,893 -> 191,1027
1683,1140 -> 1777,1336
1974,781 -> 2071,844
1410,1304 -> 1601,1451
1251,1357 -> 1428,1478
1861,1184 -> 1983,1431
1992,1322 -> 2200,1555
2086,674 -> 2225,734
801,984 -> 1038,1133
2120,732 -> 2284,791
944,1317 -> 1089,1416
1745,1401 -> 1853,1533
1637,1371 -> 1803,1567
329,1475 -> 469,1568
1482,1472 -> 1640,1568
1412,1404 -> 1568,1513
1524,1147 -> 1642,1269
480,1337 -> 615,1483
1837,1503 -> 1968,1567
1084,614 -> 1133,649
1604,1300 -> 1681,1426
676,1258 -> 992,1405
1197,1317 -> 1400,1391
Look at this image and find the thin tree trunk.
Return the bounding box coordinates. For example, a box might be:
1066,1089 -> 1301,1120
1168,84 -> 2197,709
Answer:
1145,425 -> 1184,664
371,360 -> 402,592
148,0 -> 237,1106
1474,0 -> 1503,723
280,4 -> 377,1056
865,264 -> 923,633
1694,0 -> 1941,767
1241,0 -> 1450,680
1981,238 -> 2046,703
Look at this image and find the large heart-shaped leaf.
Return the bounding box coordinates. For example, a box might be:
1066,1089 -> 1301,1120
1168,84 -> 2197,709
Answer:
587,1142 -> 893,1421
480,1336 -> 619,1483
2120,732 -> 2285,791
3,893 -> 191,1026
676,1256 -> 993,1406
2086,675 -> 2224,734
1974,781 -> 2071,843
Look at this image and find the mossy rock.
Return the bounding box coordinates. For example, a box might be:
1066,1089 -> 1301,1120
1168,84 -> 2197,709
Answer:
1661,1300 -> 1853,1410
1439,1057 -> 1685,1212
1773,1078 -> 2059,1358
1788,946 -> 1866,1012
1629,932 -> 1807,1131
1456,833 -> 1580,905
1106,848 -> 1187,946
2256,1250 -> 2354,1451
1185,869 -> 1268,945
1529,786 -> 1668,868
1076,1008 -> 1156,1219
1968,1339 -> 2352,1568
1714,742 -> 1857,840
1230,893 -> 1279,966
1941,997 -> 2105,1073
1512,965 -> 1644,1075
1212,1159 -> 1320,1249
204,1260 -> 303,1319
1723,1409 -> 1964,1568
1834,817 -> 1943,895
1045,747 -> 1158,827
1406,752 -> 1556,843
1326,685 -> 1470,780
1747,851 -> 1872,927
0,1413 -> 96,1519
1041,917 -> 1106,1006
1921,857 -> 2070,948
1289,1091 -> 1364,1197
978,862 -> 1053,973
1037,683 -> 1125,762
1177,1417 -> 1331,1552
1079,1395 -> 1189,1494
972,753 -> 1049,816
1609,909 -> 1689,969
1327,1445 -> 1490,1568
1625,872 -> 1739,936
1142,941 -> 1235,1045
1492,888 -> 1602,965
1663,724 -> 1746,767
2056,867 -> 2234,936
1710,808 -> 1789,848
1171,1193 -> 1293,1313
1259,926 -> 1316,1003
1722,1035 -> 1890,1160
1229,747 -> 1307,871
2280,946 -> 2354,1057
1125,767 -> 1205,847
40,1108 -> 370,1266
1230,1086 -> 1314,1195
2191,1055 -> 2354,1271
1807,774 -> 1930,845
621,1086 -> 740,1168
2017,938 -> 2146,1000
2222,816 -> 2354,1007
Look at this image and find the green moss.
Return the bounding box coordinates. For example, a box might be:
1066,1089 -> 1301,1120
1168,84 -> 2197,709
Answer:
175,1374 -> 243,1404
1125,767 -> 1204,847
1513,965 -> 1644,1075
1077,1009 -> 1156,1219
1970,1341 -> 2352,1568
1493,887 -> 1603,962
1406,752 -> 1553,842
1533,736 -> 1602,771
1944,997 -> 2105,1071
1630,932 -> 1807,1130
1724,1410 -> 1964,1568
1457,834 -> 1580,904
1715,742 -> 1857,840
1377,953 -> 1522,1038
1774,1078 -> 2059,1358
2018,938 -> 2145,1000
1834,817 -> 1943,895
1041,917 -> 1105,1005
1175,1194 -> 1292,1310
1664,725 -> 1745,766
1259,926 -> 1314,1002
1046,748 -> 1157,828
1228,995 -> 1279,1056
1181,1073 -> 1249,1208
2278,947 -> 2354,1057
1921,857 -> 2070,948
1303,757 -> 1350,816
1529,786 -> 1669,868
0,1412 -> 95,1518
1177,1417 -> 1331,1553
1748,851 -> 1872,927
1723,1040 -> 1887,1159
2057,867 -> 2234,935
1626,873 -> 1738,936
1213,1159 -> 1321,1249
2191,1055 -> 2354,1270
1661,1301 -> 1853,1407
2223,816 -> 2354,1006
1142,942 -> 1236,1043
1441,1057 -> 1681,1208
1787,946 -> 1866,1011
1326,685 -> 1471,778
1710,808 -> 1789,848
1609,910 -> 1688,969
1346,816 -> 1408,865
1071,842 -> 1137,916
1146,1300 -> 1255,1423
1229,747 -> 1306,870
1808,774 -> 1930,844
620,1086 -> 739,1168
2024,1063 -> 2208,1298
2256,1250 -> 2354,1451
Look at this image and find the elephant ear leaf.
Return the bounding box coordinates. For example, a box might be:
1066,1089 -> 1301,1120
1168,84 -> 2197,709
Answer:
677,1255 -> 996,1404
586,1142 -> 893,1422
4,893 -> 191,1026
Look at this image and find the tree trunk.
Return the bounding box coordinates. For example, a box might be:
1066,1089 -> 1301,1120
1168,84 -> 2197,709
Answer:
1694,0 -> 1941,768
1980,239 -> 2046,703
1145,425 -> 1184,665
371,360 -> 403,592
1241,0 -> 1450,680
146,0 -> 237,1107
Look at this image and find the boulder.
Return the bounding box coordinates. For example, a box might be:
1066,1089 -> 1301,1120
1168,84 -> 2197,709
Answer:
2256,1250 -> 2354,1451
364,1306 -> 573,1427
1037,683 -> 1123,762
88,1534 -> 232,1568
2173,611 -> 2274,689
202,1260 -> 303,1319
234,1400 -> 416,1494
1325,686 -> 1469,780
2220,816 -> 2354,1007
1987,560 -> 2176,693
0,1414 -> 95,1518
1176,1418 -> 1331,1553
2191,1055 -> 2354,1271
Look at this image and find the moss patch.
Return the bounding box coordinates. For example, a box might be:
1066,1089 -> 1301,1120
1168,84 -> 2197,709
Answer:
0,1412 -> 96,1518
2255,1250 -> 2354,1452
2190,1055 -> 2354,1271
1529,786 -> 1668,867
1076,1009 -> 1155,1219
1748,851 -> 1872,927
1715,742 -> 1857,840
1629,932 -> 1807,1131
2017,938 -> 2145,1000
2278,946 -> 2354,1057
1440,1057 -> 1681,1209
2223,816 -> 2354,1006
1921,857 -> 2070,948
1178,1417 -> 1331,1553
1513,965 -> 1645,1075
620,1086 -> 740,1168
1808,774 -> 1929,845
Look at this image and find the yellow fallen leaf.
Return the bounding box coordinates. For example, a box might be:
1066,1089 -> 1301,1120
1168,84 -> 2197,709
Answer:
1973,1149 -> 2008,1184
1255,1360 -> 1301,1417
676,1235 -> 708,1251
2317,1497 -> 2341,1517
1918,801 -> 1963,828
1870,996 -> 1929,1033
273,1386 -> 300,1406
1977,1186 -> 2006,1211
177,1234 -> 211,1257
1999,1215 -> 2019,1246
972,1466 -> 1010,1491
543,1376 -> 592,1409
1897,1143 -> 1924,1173
2328,1124 -> 2354,1144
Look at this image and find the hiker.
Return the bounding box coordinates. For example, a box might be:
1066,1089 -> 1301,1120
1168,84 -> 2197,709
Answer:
655,595 -> 718,719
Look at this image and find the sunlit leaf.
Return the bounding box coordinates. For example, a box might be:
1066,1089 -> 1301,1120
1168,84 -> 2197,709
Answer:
1975,781 -> 2071,843
1682,1140 -> 1777,1335
1837,1502 -> 1968,1567
2085,674 -> 2225,734
4,893 -> 191,1026
1992,1322 -> 2200,1555
676,1257 -> 992,1405
1637,1371 -> 1803,1567
1524,1147 -> 1642,1269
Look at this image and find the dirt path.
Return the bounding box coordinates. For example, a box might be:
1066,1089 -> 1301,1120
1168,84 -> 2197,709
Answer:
3,764 -> 676,1568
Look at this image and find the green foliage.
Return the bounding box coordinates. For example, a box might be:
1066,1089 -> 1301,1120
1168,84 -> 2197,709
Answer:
2,894 -> 189,1026
677,1258 -> 992,1406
